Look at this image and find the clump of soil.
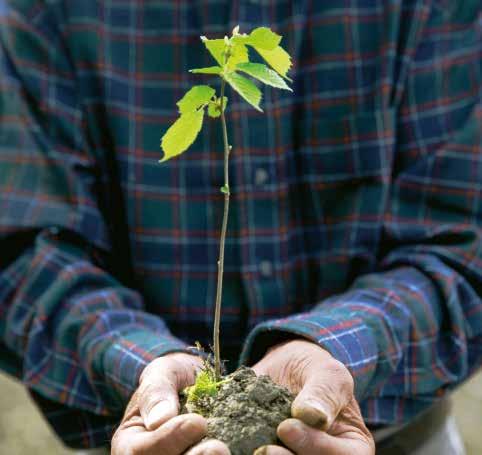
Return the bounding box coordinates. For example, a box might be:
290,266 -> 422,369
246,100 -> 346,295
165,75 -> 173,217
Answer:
183,366 -> 294,455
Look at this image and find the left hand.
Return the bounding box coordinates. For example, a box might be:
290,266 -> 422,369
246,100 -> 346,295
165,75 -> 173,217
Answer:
250,339 -> 375,455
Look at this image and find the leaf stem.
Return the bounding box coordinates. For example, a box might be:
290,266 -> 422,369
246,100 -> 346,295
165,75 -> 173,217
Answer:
213,77 -> 230,381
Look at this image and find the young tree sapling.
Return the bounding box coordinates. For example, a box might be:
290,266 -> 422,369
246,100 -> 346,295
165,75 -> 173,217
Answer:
160,25 -> 294,454
161,24 -> 292,376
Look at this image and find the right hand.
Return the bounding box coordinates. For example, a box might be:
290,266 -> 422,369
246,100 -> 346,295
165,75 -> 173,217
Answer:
111,352 -> 229,455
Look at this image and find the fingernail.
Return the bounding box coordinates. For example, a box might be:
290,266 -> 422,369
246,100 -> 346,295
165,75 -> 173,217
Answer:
187,439 -> 227,455
146,401 -> 175,429
293,400 -> 329,429
293,419 -> 306,432
281,419 -> 306,443
180,417 -> 196,432
253,447 -> 268,455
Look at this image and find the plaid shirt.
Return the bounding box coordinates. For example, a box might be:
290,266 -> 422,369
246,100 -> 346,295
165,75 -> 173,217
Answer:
1,0 -> 481,449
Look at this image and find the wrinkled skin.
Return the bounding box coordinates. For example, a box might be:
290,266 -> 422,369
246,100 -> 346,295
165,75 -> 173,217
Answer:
111,352 -> 226,455
111,340 -> 374,455
251,339 -> 375,455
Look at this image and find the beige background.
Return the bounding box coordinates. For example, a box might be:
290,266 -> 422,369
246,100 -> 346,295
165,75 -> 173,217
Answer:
0,370 -> 481,454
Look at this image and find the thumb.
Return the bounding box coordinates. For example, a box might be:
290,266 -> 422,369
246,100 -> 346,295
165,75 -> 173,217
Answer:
291,359 -> 354,431
140,383 -> 179,431
137,354 -> 202,430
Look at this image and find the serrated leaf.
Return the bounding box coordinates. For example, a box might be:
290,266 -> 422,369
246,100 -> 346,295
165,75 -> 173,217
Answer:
236,62 -> 292,91
189,66 -> 222,75
231,34 -> 250,45
254,45 -> 292,79
226,42 -> 249,71
176,85 -> 215,114
201,36 -> 249,71
208,101 -> 220,118
160,110 -> 204,162
248,27 -> 281,50
224,72 -> 262,112
207,96 -> 228,118
201,38 -> 226,65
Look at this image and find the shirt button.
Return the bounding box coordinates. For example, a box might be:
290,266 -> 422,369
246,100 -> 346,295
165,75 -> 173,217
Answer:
254,168 -> 269,186
260,260 -> 273,277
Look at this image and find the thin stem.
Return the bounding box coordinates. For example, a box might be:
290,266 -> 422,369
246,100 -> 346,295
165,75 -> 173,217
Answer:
213,77 -> 230,380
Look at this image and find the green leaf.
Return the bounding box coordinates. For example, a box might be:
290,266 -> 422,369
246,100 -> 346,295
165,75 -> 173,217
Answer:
231,34 -> 250,45
207,101 -> 220,118
236,62 -> 292,91
226,42 -> 249,71
201,38 -> 226,65
201,36 -> 248,71
189,66 -> 222,75
224,72 -> 262,112
220,96 -> 228,110
220,184 -> 230,194
176,85 -> 215,114
160,110 -> 205,162
254,45 -> 292,79
248,27 -> 281,50
207,96 -> 228,118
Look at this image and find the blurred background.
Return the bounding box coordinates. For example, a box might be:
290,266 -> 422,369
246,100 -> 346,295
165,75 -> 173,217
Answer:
0,369 -> 480,454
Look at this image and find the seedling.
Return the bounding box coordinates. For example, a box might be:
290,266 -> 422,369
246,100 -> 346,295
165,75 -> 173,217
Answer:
160,26 -> 293,393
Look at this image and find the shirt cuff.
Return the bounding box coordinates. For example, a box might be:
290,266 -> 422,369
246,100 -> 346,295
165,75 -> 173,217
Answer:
239,311 -> 379,401
97,328 -> 193,411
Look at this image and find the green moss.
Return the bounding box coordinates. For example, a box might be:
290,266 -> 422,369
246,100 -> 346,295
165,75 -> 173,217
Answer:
183,360 -> 231,414
185,367 -> 218,402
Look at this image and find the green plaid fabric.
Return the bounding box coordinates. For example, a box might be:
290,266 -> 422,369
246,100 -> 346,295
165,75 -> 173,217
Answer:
0,0 -> 481,449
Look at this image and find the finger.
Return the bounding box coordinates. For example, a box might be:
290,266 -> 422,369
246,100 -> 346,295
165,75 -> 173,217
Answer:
291,359 -> 354,430
138,354 -> 202,430
138,379 -> 180,430
253,445 -> 294,455
113,413 -> 207,455
185,439 -> 231,455
148,413 -> 207,454
278,418 -> 372,455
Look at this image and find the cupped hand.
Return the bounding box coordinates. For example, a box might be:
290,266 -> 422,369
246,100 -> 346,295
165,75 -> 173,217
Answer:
111,352 -> 229,455
251,339 -> 375,455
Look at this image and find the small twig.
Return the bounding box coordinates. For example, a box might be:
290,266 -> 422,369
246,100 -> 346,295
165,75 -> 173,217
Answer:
213,50 -> 231,381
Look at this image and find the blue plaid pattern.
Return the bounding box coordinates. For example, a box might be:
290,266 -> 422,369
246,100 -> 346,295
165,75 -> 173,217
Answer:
0,0 -> 481,449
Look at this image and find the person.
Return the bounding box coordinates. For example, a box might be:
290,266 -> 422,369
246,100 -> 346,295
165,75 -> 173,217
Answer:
0,0 -> 480,454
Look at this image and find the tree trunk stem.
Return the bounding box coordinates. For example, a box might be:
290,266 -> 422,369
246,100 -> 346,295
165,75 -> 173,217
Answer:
213,77 -> 230,380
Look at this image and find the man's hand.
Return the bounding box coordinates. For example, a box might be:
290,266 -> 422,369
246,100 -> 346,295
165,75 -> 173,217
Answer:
111,352 -> 228,455
251,339 -> 375,455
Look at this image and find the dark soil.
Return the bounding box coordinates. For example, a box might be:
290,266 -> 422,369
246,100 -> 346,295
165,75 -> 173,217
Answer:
183,366 -> 294,455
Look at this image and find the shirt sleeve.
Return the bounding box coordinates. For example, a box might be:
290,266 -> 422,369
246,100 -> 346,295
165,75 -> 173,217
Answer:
241,2 -> 482,423
0,3 -> 190,418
